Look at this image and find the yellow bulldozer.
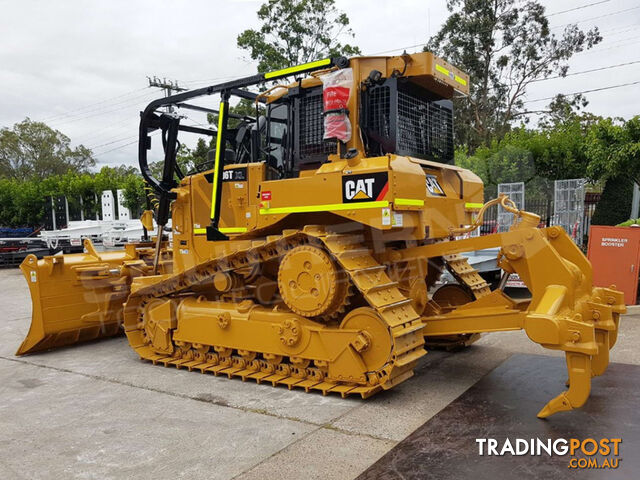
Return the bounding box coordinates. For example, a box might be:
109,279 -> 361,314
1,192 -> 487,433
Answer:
17,52 -> 625,418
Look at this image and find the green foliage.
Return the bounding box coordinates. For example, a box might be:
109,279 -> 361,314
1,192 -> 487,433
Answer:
237,0 -> 360,73
121,175 -> 147,217
191,138 -> 210,166
0,118 -> 154,225
0,179 -> 15,226
586,116 -> 640,185
0,166 -> 148,228
587,117 -> 640,225
93,165 -> 138,192
592,176 -> 634,226
0,118 -> 95,180
174,143 -> 195,176
617,218 -> 640,227
454,111 -> 613,200
501,117 -> 592,180
427,0 -> 601,149
0,178 -> 44,226
455,143 -> 550,201
537,94 -> 592,130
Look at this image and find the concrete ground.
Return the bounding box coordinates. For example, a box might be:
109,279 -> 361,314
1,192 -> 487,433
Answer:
1,267 -> 638,480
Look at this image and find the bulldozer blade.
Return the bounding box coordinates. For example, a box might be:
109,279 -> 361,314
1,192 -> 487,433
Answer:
16,247 -> 136,355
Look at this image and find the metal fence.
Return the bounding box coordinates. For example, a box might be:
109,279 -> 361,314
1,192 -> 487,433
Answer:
497,182 -> 525,232
553,179 -> 586,247
480,193 -> 601,248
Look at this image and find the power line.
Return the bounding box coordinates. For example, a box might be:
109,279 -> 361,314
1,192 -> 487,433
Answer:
602,33 -> 640,46
93,130 -> 160,157
364,15 -> 638,59
384,6 -> 636,52
530,59 -> 640,82
47,90 -> 158,127
42,77 -> 188,127
39,87 -> 151,123
181,74 -> 244,86
181,114 -> 211,128
524,79 -> 640,103
92,134 -> 148,156
576,35 -> 640,56
366,42 -> 427,57
72,120 -> 135,144
553,5 -> 640,29
547,1 -> 610,17
90,134 -> 137,151
93,130 -> 161,158
92,139 -> 139,158
371,31 -> 640,67
364,21 -> 640,86
52,2 -> 626,131
602,24 -> 639,37
47,92 -> 158,128
64,77 -> 197,154
86,135 -> 139,151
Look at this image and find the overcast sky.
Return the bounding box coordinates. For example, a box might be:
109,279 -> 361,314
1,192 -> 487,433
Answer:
1,0 -> 639,169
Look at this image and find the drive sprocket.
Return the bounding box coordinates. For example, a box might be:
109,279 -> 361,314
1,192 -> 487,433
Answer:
277,244 -> 349,319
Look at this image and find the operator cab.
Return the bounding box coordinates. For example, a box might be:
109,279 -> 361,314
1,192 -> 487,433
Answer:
213,76 -> 454,177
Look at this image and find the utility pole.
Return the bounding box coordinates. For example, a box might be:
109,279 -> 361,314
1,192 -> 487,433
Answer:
147,76 -> 187,113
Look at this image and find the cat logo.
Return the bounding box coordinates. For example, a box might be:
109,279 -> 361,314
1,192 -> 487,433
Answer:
425,174 -> 446,197
345,178 -> 375,200
342,172 -> 389,203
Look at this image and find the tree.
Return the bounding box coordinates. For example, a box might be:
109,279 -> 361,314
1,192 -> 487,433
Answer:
0,118 -> 95,180
537,93 -> 590,130
0,162 -> 154,228
591,176 -> 634,226
237,0 -> 361,73
584,116 -> 640,226
190,138 -> 210,169
503,116 -> 595,180
455,143 -> 550,201
121,174 -> 147,217
454,111 -> 604,201
586,116 -> 640,186
10,179 -> 44,227
427,0 -> 601,150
